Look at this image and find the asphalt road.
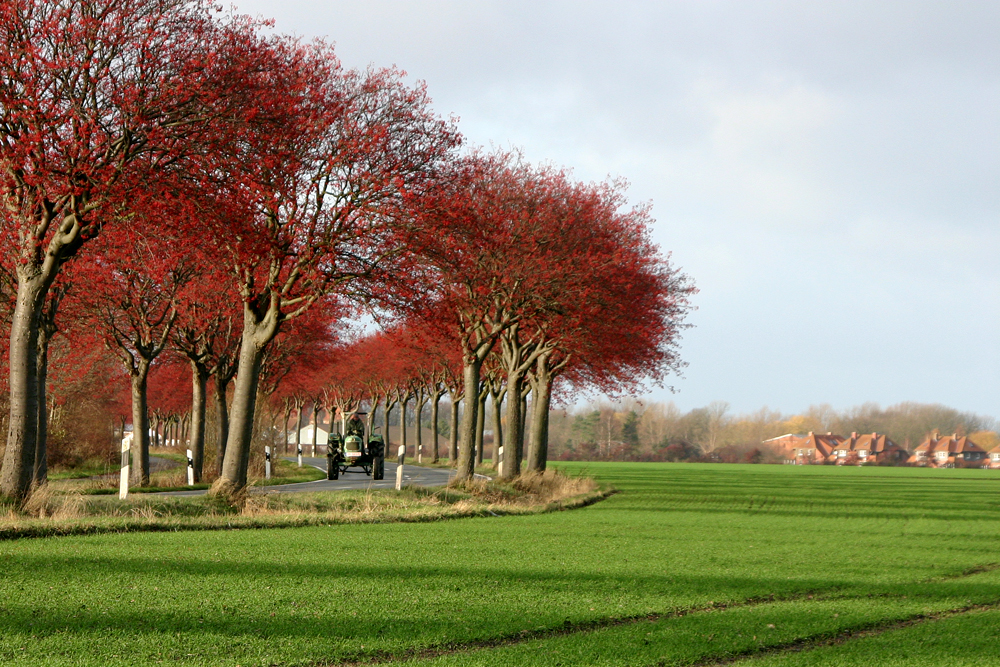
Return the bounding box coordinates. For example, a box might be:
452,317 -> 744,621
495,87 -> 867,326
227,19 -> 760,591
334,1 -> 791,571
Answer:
267,456 -> 454,493
157,456 -> 454,496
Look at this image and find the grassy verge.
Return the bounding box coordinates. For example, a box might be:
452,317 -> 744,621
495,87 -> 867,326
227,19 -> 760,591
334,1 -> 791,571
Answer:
63,455 -> 326,495
257,456 -> 327,485
0,469 -> 607,541
47,463 -> 117,480
404,459 -> 499,477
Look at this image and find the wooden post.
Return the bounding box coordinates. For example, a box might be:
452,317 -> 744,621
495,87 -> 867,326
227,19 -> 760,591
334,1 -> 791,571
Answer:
395,463 -> 404,491
265,446 -> 272,480
119,433 -> 132,500
186,448 -> 194,486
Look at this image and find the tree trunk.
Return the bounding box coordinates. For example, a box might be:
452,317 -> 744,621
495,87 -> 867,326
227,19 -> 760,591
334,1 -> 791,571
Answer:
526,361 -> 552,472
217,320 -> 269,492
384,398 -> 395,450
310,401 -> 319,457
366,398 -> 378,439
150,414 -> 159,449
281,402 -> 291,456
214,374 -> 231,476
518,392 -> 528,459
2,261 -> 56,499
500,372 -> 525,480
475,388 -> 485,467
6,273 -> 49,500
456,359 -> 482,481
414,389 -> 426,462
130,361 -> 152,486
33,326 -> 52,486
402,393 -> 411,457
293,402 -> 303,456
430,392 -> 441,463
448,397 -> 459,463
490,388 -> 504,468
189,361 -> 209,482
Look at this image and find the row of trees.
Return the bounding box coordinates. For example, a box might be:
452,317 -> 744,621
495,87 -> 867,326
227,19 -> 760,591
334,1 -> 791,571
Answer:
0,0 -> 694,501
547,400 -> 998,462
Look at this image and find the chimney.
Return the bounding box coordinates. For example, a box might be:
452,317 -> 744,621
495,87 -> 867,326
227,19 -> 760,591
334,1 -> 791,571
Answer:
851,432 -> 857,439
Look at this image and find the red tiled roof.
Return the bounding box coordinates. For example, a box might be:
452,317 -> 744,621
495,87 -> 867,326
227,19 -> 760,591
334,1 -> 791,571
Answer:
916,434 -> 987,455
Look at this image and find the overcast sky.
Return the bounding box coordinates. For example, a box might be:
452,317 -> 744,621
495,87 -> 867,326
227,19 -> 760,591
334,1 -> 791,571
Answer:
233,0 -> 1000,418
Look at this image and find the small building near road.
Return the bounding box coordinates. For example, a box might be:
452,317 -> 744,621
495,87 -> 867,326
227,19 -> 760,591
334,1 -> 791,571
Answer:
289,425 -> 329,449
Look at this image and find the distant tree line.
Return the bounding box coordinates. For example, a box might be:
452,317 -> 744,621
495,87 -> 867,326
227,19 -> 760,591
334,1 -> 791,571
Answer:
547,400 -> 998,463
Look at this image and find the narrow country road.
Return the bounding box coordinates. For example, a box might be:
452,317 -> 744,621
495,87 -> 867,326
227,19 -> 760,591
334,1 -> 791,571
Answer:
158,456 -> 455,496
271,456 -> 455,492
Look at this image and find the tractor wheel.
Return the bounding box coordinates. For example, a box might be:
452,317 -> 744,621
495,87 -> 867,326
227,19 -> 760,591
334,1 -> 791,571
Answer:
330,463 -> 340,480
373,456 -> 385,481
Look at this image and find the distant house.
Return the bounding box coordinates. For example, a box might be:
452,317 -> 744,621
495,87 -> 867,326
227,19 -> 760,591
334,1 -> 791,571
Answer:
832,432 -> 908,465
776,432 -> 845,464
764,433 -> 806,462
909,433 -> 987,467
987,444 -> 1000,469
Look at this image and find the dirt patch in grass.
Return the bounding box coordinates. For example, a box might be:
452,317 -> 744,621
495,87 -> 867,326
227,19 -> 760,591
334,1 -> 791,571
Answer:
0,468 -> 611,541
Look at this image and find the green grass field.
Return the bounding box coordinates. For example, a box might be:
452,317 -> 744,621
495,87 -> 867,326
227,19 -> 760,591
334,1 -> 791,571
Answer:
1,462 -> 999,666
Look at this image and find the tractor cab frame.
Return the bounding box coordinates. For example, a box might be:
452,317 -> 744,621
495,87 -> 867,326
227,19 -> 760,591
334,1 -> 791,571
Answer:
327,411 -> 385,480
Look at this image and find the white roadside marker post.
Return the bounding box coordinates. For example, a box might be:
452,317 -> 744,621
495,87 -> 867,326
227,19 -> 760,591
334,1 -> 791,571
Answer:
395,444 -> 406,490
497,446 -> 504,478
265,446 -> 272,480
186,449 -> 195,486
119,433 -> 132,500
297,443 -> 303,468
417,443 -> 422,464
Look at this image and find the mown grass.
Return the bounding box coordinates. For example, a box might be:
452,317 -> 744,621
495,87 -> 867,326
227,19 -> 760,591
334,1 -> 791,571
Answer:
1,462 -> 999,666
735,607 -> 1000,667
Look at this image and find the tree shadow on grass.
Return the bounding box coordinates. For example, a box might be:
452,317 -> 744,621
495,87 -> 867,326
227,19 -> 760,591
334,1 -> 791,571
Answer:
1,563 -> 999,654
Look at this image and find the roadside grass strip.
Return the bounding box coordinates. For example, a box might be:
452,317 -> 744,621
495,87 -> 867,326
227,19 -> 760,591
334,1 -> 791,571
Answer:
0,478 -> 611,541
1,463 -> 999,666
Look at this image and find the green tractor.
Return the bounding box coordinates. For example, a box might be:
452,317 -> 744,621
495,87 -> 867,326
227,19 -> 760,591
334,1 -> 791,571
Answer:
327,412 -> 385,480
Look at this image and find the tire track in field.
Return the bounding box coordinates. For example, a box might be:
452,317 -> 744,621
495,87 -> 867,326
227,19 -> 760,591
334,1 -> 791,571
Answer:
328,562 -> 1000,666
329,590 -> 835,666
691,600 -> 1000,667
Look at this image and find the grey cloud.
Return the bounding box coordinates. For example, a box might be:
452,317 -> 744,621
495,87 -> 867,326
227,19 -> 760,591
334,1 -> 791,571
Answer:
233,0 -> 1000,417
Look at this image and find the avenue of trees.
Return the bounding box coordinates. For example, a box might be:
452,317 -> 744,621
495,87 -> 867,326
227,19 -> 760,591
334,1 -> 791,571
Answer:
0,0 -> 694,501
